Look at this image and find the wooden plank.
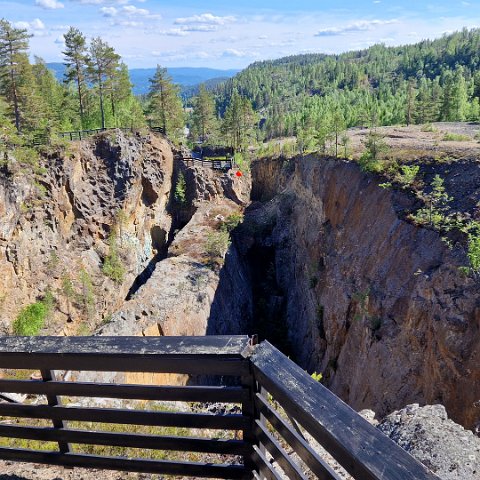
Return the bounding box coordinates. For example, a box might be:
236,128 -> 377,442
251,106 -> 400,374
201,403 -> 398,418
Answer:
40,370 -> 70,454
255,393 -> 340,480
0,336 -> 251,375
0,425 -> 249,455
254,420 -> 307,480
251,342 -> 440,480
0,336 -> 250,356
251,445 -> 281,480
0,357 -> 248,376
0,380 -> 247,403
0,403 -> 249,430
0,448 -> 248,479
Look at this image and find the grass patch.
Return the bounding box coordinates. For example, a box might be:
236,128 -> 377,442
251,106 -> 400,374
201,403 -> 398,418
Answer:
442,132 -> 472,142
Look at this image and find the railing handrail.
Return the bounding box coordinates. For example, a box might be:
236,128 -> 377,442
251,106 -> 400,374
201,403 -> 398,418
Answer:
0,336 -> 440,480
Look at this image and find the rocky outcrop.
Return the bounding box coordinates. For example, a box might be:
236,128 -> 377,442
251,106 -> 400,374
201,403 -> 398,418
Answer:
0,130 -> 174,334
248,155 -> 480,430
378,404 -> 480,480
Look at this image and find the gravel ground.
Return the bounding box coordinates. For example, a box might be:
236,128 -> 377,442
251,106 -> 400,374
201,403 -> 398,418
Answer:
348,122 -> 480,160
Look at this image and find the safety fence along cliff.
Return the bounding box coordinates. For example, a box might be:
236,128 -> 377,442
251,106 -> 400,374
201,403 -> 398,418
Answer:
0,336 -> 440,479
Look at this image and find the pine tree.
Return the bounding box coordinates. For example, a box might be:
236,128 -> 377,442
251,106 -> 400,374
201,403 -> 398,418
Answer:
405,78 -> 417,126
192,84 -> 217,142
221,90 -> 256,151
63,27 -> 89,127
109,62 -> 129,123
147,65 -> 184,138
88,37 -> 120,129
452,67 -> 469,121
0,19 -> 31,132
331,107 -> 345,157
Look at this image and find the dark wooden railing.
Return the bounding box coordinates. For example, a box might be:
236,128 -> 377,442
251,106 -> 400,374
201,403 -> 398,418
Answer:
182,156 -> 235,171
30,127 -> 166,146
0,336 -> 440,480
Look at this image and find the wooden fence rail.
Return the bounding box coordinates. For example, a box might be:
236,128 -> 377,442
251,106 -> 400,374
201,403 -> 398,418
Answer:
183,156 -> 235,171
0,336 -> 440,480
30,126 -> 166,146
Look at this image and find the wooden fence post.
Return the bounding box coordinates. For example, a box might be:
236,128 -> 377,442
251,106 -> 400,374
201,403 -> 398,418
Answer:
40,369 -> 70,454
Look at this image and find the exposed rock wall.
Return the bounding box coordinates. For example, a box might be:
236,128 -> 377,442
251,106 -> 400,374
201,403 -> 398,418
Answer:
0,130 -> 174,334
250,155 -> 480,430
100,163 -> 252,342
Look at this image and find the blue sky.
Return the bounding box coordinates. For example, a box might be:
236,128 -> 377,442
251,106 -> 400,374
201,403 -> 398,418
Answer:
1,0 -> 480,69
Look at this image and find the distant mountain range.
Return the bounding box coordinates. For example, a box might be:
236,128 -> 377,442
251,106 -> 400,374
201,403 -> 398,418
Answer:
46,63 -> 239,96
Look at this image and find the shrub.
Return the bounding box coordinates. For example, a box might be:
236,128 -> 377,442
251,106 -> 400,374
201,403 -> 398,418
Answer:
220,212 -> 244,232
359,129 -> 389,172
78,268 -> 96,314
205,230 -> 231,261
102,234 -> 126,284
12,302 -> 47,335
442,132 -> 471,142
174,172 -> 187,205
467,231 -> 480,273
421,123 -> 437,133
396,165 -> 419,186
411,174 -> 451,227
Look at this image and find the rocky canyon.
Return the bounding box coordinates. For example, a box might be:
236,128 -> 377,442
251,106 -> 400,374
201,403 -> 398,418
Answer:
0,130 -> 479,479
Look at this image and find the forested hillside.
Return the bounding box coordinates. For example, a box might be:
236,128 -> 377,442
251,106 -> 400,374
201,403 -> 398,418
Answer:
216,28 -> 480,143
0,20 -> 185,146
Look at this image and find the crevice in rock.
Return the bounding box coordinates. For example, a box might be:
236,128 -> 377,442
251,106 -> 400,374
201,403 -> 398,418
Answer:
124,195 -> 198,301
245,241 -> 293,359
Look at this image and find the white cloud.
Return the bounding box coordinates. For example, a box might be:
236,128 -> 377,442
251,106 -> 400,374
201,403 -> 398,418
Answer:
54,35 -> 65,45
174,13 -> 236,26
35,0 -> 64,9
14,18 -> 48,37
122,5 -> 150,16
222,48 -> 249,57
101,4 -> 161,21
160,28 -> 190,37
100,6 -> 118,16
180,24 -> 218,32
315,19 -> 398,36
73,0 -> 138,4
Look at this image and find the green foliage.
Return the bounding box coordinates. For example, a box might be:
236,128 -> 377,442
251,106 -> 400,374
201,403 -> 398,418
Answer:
191,84 -> 218,142
174,172 -> 187,205
411,174 -> 452,227
396,165 -> 420,186
467,229 -> 480,274
78,268 -> 95,315
214,29 -> 480,143
12,288 -> 55,335
311,371 -> 323,382
442,132 -> 471,141
147,65 -> 184,141
102,234 -> 125,284
205,230 -> 231,262
359,129 -> 389,172
421,123 -> 438,132
221,90 -> 256,152
220,212 -> 244,232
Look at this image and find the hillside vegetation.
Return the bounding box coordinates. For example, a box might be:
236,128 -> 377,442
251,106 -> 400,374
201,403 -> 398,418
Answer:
216,28 -> 480,144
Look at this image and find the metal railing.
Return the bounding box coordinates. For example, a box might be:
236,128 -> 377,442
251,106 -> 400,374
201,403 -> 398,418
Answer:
0,336 -> 439,479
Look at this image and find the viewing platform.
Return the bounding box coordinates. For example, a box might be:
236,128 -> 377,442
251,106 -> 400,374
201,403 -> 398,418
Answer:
0,336 -> 439,479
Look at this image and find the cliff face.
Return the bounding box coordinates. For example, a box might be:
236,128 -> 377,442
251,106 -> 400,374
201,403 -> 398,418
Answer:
100,163 -> 252,341
249,156 -> 480,430
0,131 -> 174,334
